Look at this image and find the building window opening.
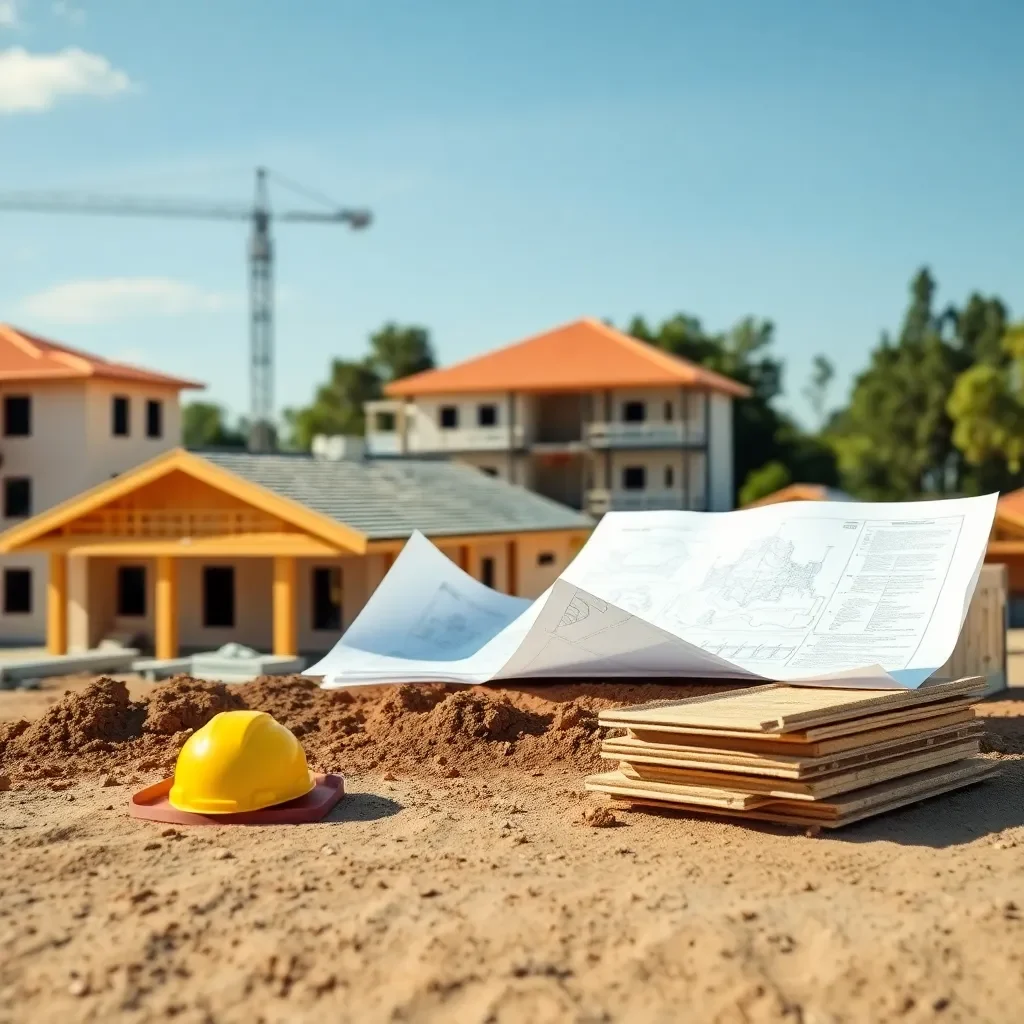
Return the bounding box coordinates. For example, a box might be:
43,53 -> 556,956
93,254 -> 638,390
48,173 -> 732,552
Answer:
3,569 -> 31,614
481,556 -> 496,588
312,567 -> 343,631
112,395 -> 130,436
622,466 -> 646,490
117,566 -> 147,617
202,566 -> 235,628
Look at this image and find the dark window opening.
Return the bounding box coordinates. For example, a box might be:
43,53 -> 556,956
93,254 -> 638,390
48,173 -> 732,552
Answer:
117,566 -> 147,617
202,566 -> 235,628
477,404 -> 498,427
664,401 -> 673,421
664,466 -> 675,488
439,406 -> 459,429
481,557 -> 496,589
146,399 -> 163,439
312,567 -> 343,631
3,396 -> 31,437
112,395 -> 130,436
4,477 -> 31,518
375,411 -> 396,432
480,466 -> 498,477
537,552 -> 556,566
622,466 -> 646,491
623,401 -> 646,423
3,568 -> 31,614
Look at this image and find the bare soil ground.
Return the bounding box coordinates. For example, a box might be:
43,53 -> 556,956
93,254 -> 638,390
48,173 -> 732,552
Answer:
1,674 -> 1023,1024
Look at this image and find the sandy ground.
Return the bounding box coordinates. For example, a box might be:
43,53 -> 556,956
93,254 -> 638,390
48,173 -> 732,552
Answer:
1,675 -> 1023,1024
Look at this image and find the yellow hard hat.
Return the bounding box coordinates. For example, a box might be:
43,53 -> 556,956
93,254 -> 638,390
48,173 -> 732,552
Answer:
169,710 -> 315,814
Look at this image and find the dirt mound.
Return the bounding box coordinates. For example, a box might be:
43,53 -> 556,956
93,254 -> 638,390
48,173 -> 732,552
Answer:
142,678 -> 245,735
0,675 -> 730,785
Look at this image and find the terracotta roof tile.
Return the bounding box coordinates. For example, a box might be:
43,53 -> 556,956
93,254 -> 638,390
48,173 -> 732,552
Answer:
743,484 -> 854,508
384,318 -> 751,398
0,324 -> 204,390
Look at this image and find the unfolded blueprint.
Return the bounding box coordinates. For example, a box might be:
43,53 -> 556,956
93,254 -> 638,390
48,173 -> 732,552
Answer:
305,494 -> 998,690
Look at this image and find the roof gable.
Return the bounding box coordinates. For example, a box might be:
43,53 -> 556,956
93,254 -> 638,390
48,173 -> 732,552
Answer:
385,318 -> 751,398
0,449 -> 366,554
0,324 -> 204,390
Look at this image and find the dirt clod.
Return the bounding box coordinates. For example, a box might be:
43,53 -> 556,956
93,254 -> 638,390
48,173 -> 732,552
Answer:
581,805 -> 619,828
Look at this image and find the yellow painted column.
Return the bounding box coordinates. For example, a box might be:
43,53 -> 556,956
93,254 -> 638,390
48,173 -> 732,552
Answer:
273,556 -> 298,656
47,552 -> 68,655
155,555 -> 179,660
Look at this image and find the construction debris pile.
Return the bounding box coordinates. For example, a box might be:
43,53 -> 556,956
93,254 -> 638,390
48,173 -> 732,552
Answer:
586,677 -> 996,829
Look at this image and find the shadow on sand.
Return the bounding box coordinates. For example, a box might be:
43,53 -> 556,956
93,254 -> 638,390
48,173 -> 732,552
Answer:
324,791 -> 403,825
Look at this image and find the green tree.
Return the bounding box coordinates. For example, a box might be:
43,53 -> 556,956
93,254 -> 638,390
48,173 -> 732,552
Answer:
739,460 -> 791,506
182,402 -> 247,449
947,322 -> 1024,485
829,268 -> 961,499
367,322 -> 435,381
282,359 -> 382,450
281,323 -> 436,451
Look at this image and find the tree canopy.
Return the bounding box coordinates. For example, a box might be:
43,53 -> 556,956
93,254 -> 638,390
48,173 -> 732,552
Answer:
281,323 -> 435,450
182,401 -> 247,450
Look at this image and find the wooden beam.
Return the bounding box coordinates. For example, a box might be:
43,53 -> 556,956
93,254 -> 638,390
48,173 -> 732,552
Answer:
506,539 -> 518,596
273,556 -> 298,656
46,552 -> 68,655
17,532 -> 346,558
155,555 -> 179,660
458,545 -> 471,573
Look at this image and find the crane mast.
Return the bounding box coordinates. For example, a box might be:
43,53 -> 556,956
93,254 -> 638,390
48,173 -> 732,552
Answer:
0,168 -> 372,453
249,170 -> 274,453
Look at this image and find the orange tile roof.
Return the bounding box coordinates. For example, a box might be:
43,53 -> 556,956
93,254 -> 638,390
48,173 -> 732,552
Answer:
0,324 -> 204,390
743,484 -> 853,508
384,317 -> 752,398
996,489 -> 1024,527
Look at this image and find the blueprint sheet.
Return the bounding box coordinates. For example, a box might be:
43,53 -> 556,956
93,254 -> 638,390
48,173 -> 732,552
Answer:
306,494 -> 998,690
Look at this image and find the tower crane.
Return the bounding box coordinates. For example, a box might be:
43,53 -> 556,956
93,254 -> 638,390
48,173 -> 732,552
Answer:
0,167 -> 372,453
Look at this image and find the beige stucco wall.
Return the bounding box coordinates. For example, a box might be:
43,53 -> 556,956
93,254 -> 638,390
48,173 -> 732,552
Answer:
0,379 -> 185,646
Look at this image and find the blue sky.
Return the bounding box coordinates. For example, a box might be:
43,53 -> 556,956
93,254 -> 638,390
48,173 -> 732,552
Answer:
1,0 -> 1022,427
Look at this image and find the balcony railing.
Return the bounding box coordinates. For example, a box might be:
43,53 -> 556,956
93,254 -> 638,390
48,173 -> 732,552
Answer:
366,423 -> 526,456
585,489 -> 707,515
585,421 -> 706,448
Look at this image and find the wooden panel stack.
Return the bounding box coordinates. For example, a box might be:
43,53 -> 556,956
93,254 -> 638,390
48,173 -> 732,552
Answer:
585,677 -> 996,829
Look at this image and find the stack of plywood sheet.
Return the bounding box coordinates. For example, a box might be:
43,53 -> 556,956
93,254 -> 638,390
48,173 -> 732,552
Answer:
585,677 -> 996,829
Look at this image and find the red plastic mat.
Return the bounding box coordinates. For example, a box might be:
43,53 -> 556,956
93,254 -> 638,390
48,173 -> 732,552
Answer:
129,773 -> 345,825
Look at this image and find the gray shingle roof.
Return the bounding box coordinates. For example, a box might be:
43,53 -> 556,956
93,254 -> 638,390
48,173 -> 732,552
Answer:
197,451 -> 594,540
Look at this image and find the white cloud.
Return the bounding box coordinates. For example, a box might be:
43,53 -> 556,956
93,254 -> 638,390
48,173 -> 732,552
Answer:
19,277 -> 232,325
0,46 -> 130,113
0,1 -> 18,27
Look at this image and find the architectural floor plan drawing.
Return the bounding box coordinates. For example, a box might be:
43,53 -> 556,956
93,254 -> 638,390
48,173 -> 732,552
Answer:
311,495 -> 998,690
672,532 -> 833,632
